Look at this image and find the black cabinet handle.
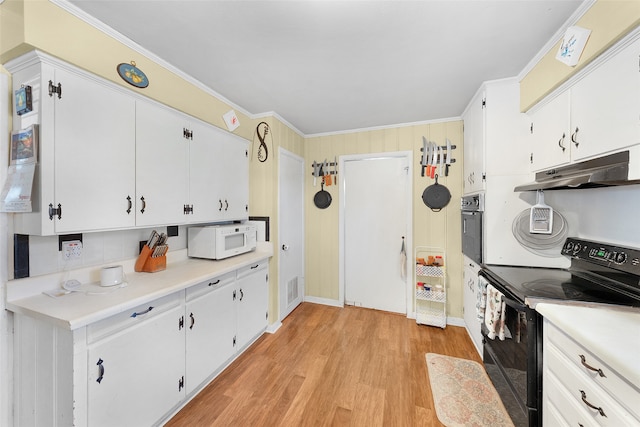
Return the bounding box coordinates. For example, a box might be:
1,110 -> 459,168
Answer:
250,264 -> 259,269
571,127 -> 579,147
580,390 -> 606,417
579,354 -> 606,377
239,288 -> 244,301
96,358 -> 105,383
558,133 -> 566,152
140,196 -> 146,214
219,199 -> 223,211
130,306 -> 154,318
208,279 -> 220,287
225,199 -> 229,211
189,312 -> 195,330
126,196 -> 132,214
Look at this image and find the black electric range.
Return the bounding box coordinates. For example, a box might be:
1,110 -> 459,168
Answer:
478,237 -> 640,427
482,237 -> 640,308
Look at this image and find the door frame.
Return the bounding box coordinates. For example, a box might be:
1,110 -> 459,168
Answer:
338,151 -> 413,316
277,147 -> 305,321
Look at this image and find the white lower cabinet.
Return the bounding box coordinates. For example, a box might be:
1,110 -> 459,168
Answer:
462,256 -> 482,355
87,294 -> 185,427
543,319 -> 640,426
236,260 -> 269,349
13,262 -> 270,426
185,272 -> 237,395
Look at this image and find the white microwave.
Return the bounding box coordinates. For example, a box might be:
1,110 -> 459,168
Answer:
187,224 -> 257,260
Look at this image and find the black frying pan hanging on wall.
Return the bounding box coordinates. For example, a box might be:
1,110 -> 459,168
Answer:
314,180 -> 332,209
422,175 -> 451,212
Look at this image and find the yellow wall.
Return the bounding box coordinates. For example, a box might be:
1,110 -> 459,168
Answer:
249,117 -> 305,321
521,0 -> 640,111
305,120 -> 464,317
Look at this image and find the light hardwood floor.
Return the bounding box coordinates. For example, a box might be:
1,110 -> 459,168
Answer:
166,302 -> 481,426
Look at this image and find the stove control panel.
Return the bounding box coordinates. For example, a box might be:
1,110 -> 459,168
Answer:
562,238 -> 640,276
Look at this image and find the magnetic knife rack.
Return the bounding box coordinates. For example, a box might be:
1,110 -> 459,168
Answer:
310,160 -> 338,176
420,140 -> 457,177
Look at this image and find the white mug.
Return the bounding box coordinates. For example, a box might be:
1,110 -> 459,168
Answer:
100,265 -> 124,287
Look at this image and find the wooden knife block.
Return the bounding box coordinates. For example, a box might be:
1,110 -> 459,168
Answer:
135,244 -> 167,273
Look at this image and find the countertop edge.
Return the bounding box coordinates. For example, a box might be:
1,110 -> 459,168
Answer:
7,245 -> 273,330
535,302 -> 640,389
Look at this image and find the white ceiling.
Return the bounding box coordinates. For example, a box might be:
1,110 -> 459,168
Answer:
65,0 -> 584,135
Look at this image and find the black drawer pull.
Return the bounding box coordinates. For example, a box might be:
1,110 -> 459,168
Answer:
580,390 -> 606,417
579,354 -> 606,377
96,358 -> 105,383
130,306 -> 154,318
208,279 -> 221,286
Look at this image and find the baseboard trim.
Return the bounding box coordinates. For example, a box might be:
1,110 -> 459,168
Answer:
303,296 -> 343,308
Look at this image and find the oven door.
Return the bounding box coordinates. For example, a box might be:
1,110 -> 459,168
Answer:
481,292 -> 541,427
461,210 -> 482,264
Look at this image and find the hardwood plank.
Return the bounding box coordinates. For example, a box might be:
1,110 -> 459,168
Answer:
166,303 -> 481,426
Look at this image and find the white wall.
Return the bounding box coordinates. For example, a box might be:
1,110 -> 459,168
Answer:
542,185 -> 640,248
1,72 -> 12,427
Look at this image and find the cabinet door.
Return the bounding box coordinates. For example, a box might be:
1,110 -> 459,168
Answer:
462,258 -> 482,355
185,276 -> 237,395
570,38 -> 640,161
135,100 -> 189,227
53,68 -> 136,233
529,90 -> 571,171
236,263 -> 269,349
210,133 -> 249,222
220,134 -> 249,221
463,90 -> 485,194
188,120 -> 225,223
87,303 -> 185,427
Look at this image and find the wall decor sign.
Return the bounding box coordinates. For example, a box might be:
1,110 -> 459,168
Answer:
116,61 -> 149,88
223,109 -> 240,131
10,124 -> 38,165
14,85 -> 33,115
556,26 -> 591,67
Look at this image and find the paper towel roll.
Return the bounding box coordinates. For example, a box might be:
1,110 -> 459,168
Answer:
100,265 -> 124,287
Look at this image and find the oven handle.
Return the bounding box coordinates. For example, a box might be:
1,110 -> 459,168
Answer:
479,271 -> 527,311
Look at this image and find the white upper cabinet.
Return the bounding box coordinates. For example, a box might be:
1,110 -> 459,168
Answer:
135,100 -> 190,227
569,36 -> 640,161
6,51 -> 251,235
462,89 -> 485,194
527,35 -> 639,171
8,52 -> 137,235
462,78 -> 527,195
527,90 -> 571,170
188,121 -> 249,224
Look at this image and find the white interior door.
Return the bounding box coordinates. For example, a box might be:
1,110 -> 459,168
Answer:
342,153 -> 411,314
278,149 -> 305,321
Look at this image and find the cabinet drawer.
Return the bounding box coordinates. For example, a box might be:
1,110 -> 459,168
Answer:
186,271 -> 235,301
546,343 -> 639,426
237,259 -> 268,279
545,370 -> 598,427
546,322 -> 640,419
87,292 -> 183,344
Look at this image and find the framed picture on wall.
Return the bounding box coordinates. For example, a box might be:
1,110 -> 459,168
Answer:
10,124 -> 38,165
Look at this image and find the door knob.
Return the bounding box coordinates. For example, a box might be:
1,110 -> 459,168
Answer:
282,244 -> 290,251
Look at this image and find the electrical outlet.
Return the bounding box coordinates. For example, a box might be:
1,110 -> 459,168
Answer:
62,240 -> 83,260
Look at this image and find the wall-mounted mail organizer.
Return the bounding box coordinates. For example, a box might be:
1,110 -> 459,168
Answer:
420,138 -> 456,178
311,158 -> 338,186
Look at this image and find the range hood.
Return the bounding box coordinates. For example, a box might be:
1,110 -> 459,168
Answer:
515,151 -> 640,191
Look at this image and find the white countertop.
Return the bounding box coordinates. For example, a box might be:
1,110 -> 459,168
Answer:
535,302 -> 640,387
6,244 -> 273,330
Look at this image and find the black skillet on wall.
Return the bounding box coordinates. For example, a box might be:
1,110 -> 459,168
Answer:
314,178 -> 332,209
422,174 -> 451,212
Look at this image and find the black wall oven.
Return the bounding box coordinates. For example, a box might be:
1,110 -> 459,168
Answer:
461,193 -> 483,264
479,237 -> 640,427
